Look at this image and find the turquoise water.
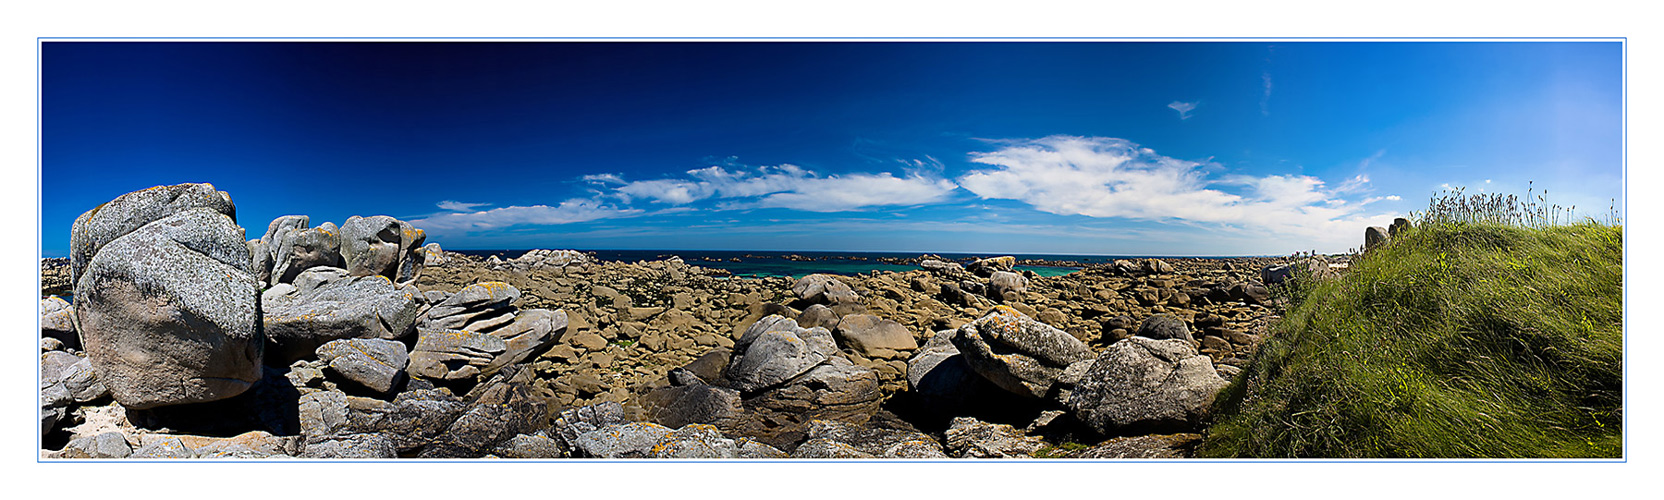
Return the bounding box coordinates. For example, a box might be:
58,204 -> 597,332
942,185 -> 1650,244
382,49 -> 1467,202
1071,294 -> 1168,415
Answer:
456,249 -> 1096,278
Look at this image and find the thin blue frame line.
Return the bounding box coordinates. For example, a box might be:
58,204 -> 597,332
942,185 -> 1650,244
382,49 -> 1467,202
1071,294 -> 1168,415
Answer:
32,36 -> 1630,464
36,36 -> 1626,40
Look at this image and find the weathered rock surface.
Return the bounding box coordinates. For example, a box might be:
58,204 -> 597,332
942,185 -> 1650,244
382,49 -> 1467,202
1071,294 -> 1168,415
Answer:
790,420 -> 946,458
951,306 -> 1095,399
262,266 -> 423,364
130,431 -> 297,459
1065,433 -> 1202,458
835,314 -> 918,358
270,221 -> 342,285
40,296 -> 79,349
300,432 -> 399,458
70,183 -> 238,285
494,248 -> 588,272
316,338 -> 410,393
74,207 -> 261,410
418,375 -> 546,458
550,402 -> 627,457
1136,314 -> 1193,342
725,323 -> 838,393
645,423 -> 788,459
573,422 -> 673,458
1067,337 -> 1227,436
481,308 -> 567,375
734,358 -> 883,450
340,215 -> 426,288
52,431 -> 133,459
407,328 -> 508,381
945,417 -> 1046,458
967,256 -> 1016,277
790,274 -> 860,307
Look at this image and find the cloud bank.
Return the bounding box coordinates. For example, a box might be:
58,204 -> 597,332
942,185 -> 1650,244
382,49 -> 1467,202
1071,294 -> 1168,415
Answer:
958,136 -> 1398,249
411,199 -> 639,231
600,164 -> 957,212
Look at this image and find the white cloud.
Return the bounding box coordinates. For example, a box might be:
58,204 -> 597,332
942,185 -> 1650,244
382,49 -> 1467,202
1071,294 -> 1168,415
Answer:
605,164 -> 956,211
1260,71 -> 1273,116
582,173 -> 627,185
410,199 -> 639,232
1168,101 -> 1198,120
436,200 -> 491,212
957,136 -> 1400,250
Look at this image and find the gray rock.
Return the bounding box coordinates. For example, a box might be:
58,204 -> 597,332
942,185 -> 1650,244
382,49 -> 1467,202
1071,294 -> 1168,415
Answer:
298,390 -> 351,442
574,422 -> 673,458
407,328 -> 508,381
1112,259 -> 1139,275
791,274 -> 860,306
492,432 -> 566,458
271,222 -> 343,285
481,308 -> 567,375
1262,264 -> 1293,285
55,355 -> 108,403
790,420 -> 947,458
1141,258 -> 1174,274
130,431 -> 296,459
951,306 -> 1095,399
988,270 -> 1029,299
262,266 -> 423,364
945,417 -> 1046,458
42,337 -> 65,352
1136,314 -> 1193,342
299,432 -> 398,458
40,296 -> 79,349
1067,337 -> 1228,435
647,424 -> 788,459
732,358 -> 883,451
345,389 -> 467,454
418,378 -> 545,458
1390,217 -> 1412,237
339,215 -> 426,288
551,402 -> 627,457
54,431 -> 133,459
640,372 -> 744,429
70,183 -> 238,286
248,238 -> 271,285
725,327 -> 836,392
499,248 -> 588,271
919,259 -> 966,276
733,314 -> 800,352
967,256 -> 1016,277
317,338 -> 409,393
834,314 -> 918,358
1228,281 -> 1272,305
74,208 -> 261,410
1365,226 -> 1390,251
423,281 -> 521,331
420,242 -> 447,267
796,304 -> 842,331
1065,433 -> 1202,459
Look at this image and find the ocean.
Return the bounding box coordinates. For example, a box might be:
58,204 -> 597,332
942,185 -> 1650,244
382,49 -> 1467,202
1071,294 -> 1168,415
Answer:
452,249 -> 1166,278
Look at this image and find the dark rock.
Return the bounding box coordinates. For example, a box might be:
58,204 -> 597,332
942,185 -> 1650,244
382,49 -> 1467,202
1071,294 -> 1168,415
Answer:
418,377 -> 546,458
550,402 -> 627,457
299,432 -> 398,458
1065,433 -> 1202,458
1365,226 -> 1390,251
346,388 -> 468,454
1136,314 -> 1193,342
789,420 -> 946,458
945,417 -> 1047,458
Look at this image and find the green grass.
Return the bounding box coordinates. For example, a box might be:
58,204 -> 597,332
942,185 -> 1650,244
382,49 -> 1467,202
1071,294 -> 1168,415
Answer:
1200,220 -> 1622,458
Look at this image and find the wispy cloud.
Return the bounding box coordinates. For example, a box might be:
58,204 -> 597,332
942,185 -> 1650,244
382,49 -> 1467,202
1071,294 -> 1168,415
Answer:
437,200 -> 492,212
601,164 -> 957,212
410,199 -> 639,231
957,136 -> 1399,249
1168,101 -> 1198,120
1260,71 -> 1273,116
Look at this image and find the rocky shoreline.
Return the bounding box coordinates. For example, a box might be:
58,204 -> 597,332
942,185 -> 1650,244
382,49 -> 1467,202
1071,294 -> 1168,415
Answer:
39,183 -> 1352,460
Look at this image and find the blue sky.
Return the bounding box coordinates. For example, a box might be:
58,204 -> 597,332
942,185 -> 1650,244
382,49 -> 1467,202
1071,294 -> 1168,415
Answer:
40,41 -> 1624,257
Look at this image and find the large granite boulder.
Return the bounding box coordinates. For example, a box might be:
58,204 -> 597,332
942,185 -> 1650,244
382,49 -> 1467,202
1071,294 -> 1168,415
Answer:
496,248 -> 587,272
261,266 -> 423,364
344,388 -> 469,454
1365,226 -> 1390,252
735,358 -> 883,450
988,270 -> 1029,300
572,422 -> 674,458
340,215 -> 426,288
74,207 -> 261,410
834,314 -> 918,358
69,183 -> 238,285
316,338 -> 409,393
951,306 -> 1095,399
417,376 -> 546,458
1066,337 -> 1228,435
646,424 -> 788,459
640,369 -> 745,429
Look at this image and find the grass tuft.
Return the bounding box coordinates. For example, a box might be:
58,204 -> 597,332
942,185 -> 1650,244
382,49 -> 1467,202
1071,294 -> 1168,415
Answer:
1200,188 -> 1622,458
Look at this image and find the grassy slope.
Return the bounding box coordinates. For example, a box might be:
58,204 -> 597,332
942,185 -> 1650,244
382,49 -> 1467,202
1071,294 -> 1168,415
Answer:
1200,222 -> 1623,458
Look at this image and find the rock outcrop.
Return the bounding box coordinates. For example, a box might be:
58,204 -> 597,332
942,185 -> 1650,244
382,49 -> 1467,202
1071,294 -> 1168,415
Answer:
262,266 -> 423,364
73,201 -> 262,410
340,215 -> 426,288
1066,337 -> 1227,435
951,306 -> 1095,399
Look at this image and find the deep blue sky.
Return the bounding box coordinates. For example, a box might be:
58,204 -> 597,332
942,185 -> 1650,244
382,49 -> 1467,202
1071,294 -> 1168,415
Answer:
41,41 -> 1623,256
